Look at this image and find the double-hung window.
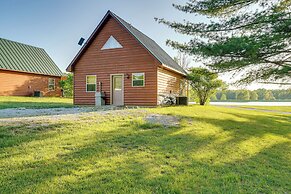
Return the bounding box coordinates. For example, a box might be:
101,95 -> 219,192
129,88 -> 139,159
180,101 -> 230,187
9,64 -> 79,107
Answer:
48,78 -> 55,91
86,75 -> 96,92
132,73 -> 145,87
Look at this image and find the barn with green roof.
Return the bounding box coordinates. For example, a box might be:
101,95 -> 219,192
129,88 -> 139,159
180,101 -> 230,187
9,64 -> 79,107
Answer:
0,38 -> 63,96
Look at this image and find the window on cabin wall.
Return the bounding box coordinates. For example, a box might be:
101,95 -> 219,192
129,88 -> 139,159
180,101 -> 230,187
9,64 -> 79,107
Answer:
132,73 -> 145,87
101,36 -> 123,50
86,75 -> 97,92
48,78 -> 55,91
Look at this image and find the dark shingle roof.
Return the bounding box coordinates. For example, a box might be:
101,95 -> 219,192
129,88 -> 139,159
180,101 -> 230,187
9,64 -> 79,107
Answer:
67,11 -> 187,75
0,38 -> 63,77
111,12 -> 187,75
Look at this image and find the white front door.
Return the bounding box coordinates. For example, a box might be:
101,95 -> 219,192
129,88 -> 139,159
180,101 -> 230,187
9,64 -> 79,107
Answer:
112,75 -> 124,106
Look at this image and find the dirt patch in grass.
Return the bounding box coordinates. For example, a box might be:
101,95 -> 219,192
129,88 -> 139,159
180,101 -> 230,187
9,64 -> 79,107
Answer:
145,114 -> 180,127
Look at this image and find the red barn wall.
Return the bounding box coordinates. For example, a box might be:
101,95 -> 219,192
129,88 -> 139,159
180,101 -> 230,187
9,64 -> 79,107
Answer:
0,69 -> 62,97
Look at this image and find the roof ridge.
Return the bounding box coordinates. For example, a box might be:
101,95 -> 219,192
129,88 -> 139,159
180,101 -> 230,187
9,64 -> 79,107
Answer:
110,12 -> 157,46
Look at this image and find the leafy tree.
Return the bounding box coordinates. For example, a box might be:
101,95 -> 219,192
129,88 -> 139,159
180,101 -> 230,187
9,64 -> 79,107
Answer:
216,91 -> 222,100
156,0 -> 291,84
272,90 -> 281,99
256,88 -> 267,100
273,89 -> 291,99
237,90 -> 250,100
220,94 -> 227,101
226,90 -> 237,100
214,88 -> 291,101
60,73 -> 73,98
187,67 -> 223,105
174,51 -> 191,69
264,90 -> 276,100
214,83 -> 228,100
210,94 -> 217,101
250,91 -> 259,101
189,88 -> 198,102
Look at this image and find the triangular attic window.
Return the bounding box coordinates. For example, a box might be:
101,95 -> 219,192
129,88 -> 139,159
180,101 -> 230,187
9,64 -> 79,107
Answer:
101,36 -> 123,50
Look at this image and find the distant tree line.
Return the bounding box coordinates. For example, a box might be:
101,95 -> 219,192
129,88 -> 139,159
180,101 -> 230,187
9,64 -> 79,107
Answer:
212,89 -> 291,101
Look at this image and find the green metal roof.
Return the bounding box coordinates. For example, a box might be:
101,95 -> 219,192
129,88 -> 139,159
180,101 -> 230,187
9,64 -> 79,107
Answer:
0,38 -> 62,77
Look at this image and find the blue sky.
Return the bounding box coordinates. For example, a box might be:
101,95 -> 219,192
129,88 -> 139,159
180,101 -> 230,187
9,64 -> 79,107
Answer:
0,0 -> 284,89
0,0 -> 199,71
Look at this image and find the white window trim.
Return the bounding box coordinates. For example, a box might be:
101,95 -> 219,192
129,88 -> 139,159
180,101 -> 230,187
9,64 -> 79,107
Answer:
48,78 -> 55,91
132,73 -> 145,87
110,74 -> 124,105
101,35 -> 123,50
86,75 -> 97,92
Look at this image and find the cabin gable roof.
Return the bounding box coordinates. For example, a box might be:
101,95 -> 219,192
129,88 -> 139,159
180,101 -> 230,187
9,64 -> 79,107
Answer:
67,11 -> 187,75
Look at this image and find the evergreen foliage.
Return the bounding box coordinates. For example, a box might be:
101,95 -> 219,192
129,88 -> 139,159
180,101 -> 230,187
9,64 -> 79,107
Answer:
156,0 -> 291,84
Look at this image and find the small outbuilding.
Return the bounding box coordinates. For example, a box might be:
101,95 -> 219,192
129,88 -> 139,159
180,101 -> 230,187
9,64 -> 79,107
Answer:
0,38 -> 63,97
67,11 -> 188,106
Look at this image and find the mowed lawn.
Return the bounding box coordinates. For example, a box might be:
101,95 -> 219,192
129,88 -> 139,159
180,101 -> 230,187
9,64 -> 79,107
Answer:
0,96 -> 73,109
0,105 -> 290,193
240,106 -> 291,112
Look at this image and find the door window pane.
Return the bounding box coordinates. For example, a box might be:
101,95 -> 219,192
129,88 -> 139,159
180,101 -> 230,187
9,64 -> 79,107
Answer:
114,77 -> 122,90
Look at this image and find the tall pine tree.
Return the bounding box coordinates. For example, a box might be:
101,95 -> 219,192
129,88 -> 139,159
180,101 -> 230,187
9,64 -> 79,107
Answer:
156,0 -> 291,84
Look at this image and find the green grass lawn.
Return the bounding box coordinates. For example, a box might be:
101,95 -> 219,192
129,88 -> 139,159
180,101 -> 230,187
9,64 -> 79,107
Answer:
0,96 -> 73,109
0,105 -> 290,193
240,106 -> 291,112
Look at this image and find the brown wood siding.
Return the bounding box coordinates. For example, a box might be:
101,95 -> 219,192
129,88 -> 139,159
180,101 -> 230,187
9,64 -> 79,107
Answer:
0,69 -> 61,97
73,16 -> 160,106
157,67 -> 184,97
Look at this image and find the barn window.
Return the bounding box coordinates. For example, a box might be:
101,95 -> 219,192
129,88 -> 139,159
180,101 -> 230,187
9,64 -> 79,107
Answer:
101,36 -> 123,50
86,75 -> 96,92
132,73 -> 145,87
48,78 -> 55,91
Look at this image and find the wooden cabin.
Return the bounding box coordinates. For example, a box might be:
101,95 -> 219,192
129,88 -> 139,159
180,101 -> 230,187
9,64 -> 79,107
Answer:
0,38 -> 63,97
67,11 -> 187,106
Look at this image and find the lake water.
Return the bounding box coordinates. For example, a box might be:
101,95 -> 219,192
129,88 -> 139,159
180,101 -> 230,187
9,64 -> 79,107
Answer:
189,102 -> 291,106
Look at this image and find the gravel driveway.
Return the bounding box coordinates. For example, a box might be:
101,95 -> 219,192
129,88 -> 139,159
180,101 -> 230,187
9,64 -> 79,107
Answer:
0,106 -> 181,128
0,106 -> 125,119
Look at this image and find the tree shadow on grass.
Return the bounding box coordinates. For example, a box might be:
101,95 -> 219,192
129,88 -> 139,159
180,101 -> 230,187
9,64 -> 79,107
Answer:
168,109 -> 291,138
0,123 -> 72,149
0,112 -> 290,193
